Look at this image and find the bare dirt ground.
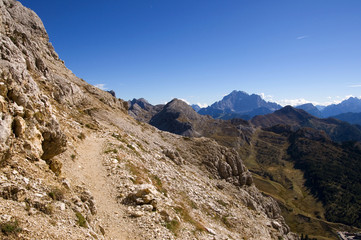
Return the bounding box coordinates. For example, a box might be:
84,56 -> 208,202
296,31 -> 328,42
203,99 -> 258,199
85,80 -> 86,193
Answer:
64,133 -> 137,240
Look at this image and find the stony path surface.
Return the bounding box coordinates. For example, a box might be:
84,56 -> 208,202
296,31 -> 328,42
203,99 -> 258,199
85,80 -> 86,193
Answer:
67,134 -> 134,240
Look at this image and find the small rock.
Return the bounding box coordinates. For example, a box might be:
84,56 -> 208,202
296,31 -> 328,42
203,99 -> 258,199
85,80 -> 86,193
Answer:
23,177 -> 30,184
271,220 -> 281,229
0,214 -> 12,222
130,210 -> 144,218
216,184 -> 224,190
99,225 -> 105,235
62,179 -> 71,189
142,204 -> 154,212
55,201 -> 66,211
28,208 -> 37,215
206,227 -> 216,235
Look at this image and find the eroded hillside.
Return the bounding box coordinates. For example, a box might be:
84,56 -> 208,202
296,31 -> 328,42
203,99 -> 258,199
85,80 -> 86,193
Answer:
0,0 -> 297,239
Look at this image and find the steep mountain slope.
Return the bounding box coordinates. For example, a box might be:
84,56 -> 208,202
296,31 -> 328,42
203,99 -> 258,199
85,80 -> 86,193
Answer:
251,106 -> 361,142
287,129 -> 361,228
322,97 -> 361,117
330,112 -> 361,126
127,98 -> 164,122
241,125 -> 361,239
296,103 -> 322,118
0,1 -> 296,239
198,90 -> 281,120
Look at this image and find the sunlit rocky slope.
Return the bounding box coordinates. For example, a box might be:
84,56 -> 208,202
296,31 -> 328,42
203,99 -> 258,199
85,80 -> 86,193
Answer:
0,0 -> 298,239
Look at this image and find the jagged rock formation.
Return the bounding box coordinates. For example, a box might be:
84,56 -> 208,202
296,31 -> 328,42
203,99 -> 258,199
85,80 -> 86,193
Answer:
0,1 -> 297,239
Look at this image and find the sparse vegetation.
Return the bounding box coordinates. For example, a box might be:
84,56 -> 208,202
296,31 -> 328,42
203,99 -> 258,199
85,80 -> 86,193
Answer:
43,204 -> 54,215
77,132 -> 85,140
48,187 -> 64,201
0,220 -> 22,236
150,174 -> 168,196
216,199 -> 228,207
75,212 -> 87,228
111,133 -> 122,141
71,154 -> 76,160
221,215 -> 233,229
165,219 -> 180,235
174,204 -> 206,233
127,144 -> 140,156
126,162 -> 147,184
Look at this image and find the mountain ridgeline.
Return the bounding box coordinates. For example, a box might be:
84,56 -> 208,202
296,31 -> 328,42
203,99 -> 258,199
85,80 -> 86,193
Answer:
197,90 -> 282,120
128,96 -> 361,238
251,106 -> 361,143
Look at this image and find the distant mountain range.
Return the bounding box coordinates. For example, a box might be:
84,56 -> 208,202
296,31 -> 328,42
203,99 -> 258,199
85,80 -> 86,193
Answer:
129,90 -> 361,128
294,98 -> 361,125
191,90 -> 361,123
322,97 -> 361,117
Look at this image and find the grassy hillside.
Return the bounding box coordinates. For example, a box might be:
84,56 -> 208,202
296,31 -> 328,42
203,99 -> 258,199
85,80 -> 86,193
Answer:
240,128 -> 361,239
288,134 -> 361,228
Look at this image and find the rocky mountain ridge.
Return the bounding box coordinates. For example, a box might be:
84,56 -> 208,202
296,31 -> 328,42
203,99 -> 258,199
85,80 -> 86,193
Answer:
0,0 -> 296,239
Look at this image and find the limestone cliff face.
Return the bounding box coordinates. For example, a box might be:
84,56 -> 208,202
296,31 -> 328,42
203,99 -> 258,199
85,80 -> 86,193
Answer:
0,0 -> 297,239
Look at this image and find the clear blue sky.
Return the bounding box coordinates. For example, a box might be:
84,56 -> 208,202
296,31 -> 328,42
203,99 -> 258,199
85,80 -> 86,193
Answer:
19,0 -> 361,106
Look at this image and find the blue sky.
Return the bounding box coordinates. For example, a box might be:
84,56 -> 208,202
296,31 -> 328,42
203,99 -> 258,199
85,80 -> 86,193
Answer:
19,0 -> 361,106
